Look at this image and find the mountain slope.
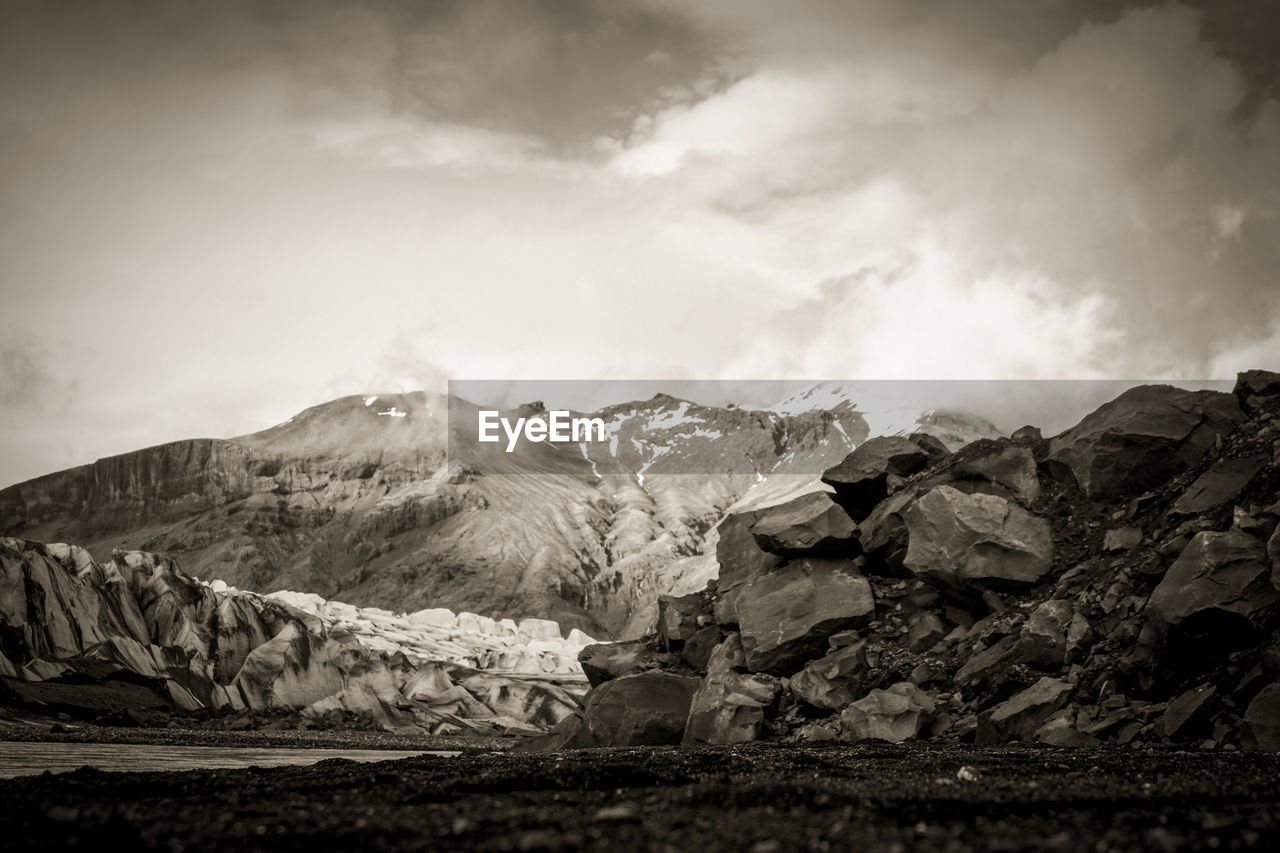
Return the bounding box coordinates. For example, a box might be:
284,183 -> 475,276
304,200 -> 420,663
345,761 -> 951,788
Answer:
0,389 -> 1001,639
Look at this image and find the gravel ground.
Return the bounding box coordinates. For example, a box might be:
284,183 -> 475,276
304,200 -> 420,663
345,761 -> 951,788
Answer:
0,721 -> 512,753
1,743 -> 1278,851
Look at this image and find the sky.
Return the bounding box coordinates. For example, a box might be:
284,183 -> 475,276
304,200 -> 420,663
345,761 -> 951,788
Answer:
0,0 -> 1278,486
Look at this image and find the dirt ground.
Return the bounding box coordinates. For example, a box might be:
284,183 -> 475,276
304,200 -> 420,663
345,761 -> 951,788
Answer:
1,742 -> 1278,851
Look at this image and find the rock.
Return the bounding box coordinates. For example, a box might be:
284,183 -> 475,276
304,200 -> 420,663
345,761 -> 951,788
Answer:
578,641 -> 660,688
1161,684 -> 1216,738
1016,600 -> 1074,670
1034,708 -> 1099,746
1011,425 -> 1043,444
840,682 -> 936,742
736,558 -> 875,674
927,439 -> 1041,504
681,625 -> 724,672
1103,527 -> 1143,552
573,671 -> 699,747
683,634 -> 779,745
1243,683 -> 1280,750
712,511 -> 784,625
821,436 -> 931,521
1148,531 -> 1277,650
901,486 -> 1053,593
906,611 -> 946,652
789,643 -> 865,710
748,492 -> 858,557
1235,370 -> 1280,412
979,677 -> 1073,742
1046,385 -> 1244,500
656,593 -> 703,647
1172,455 -> 1268,515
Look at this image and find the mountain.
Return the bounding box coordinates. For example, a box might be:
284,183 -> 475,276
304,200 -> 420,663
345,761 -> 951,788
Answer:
0,388 -> 1002,640
532,372 -> 1280,752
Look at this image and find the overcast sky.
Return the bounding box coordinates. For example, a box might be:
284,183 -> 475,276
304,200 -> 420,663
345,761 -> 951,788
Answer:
1,0 -> 1278,486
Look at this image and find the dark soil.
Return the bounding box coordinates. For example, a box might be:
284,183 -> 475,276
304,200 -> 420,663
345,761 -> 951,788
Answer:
2,743 -> 1278,851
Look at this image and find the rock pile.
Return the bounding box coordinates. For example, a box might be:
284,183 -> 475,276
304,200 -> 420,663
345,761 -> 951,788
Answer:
536,373 -> 1280,751
0,540 -> 591,734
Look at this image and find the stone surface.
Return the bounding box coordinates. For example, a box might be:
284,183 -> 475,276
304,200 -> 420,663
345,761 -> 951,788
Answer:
578,640 -> 660,688
821,437 -> 932,521
1244,683 -> 1280,751
1172,455 -> 1268,515
927,439 -> 1041,504
748,492 -> 858,557
574,671 -> 700,747
656,593 -> 704,647
1016,600 -> 1074,670
683,634 -> 779,745
1148,530 -> 1277,638
981,677 -> 1073,742
1103,527 -> 1143,552
1235,370 -> 1280,411
1047,385 -> 1244,500
789,643 -> 865,711
902,486 -> 1054,591
840,682 -> 936,742
736,558 -> 875,674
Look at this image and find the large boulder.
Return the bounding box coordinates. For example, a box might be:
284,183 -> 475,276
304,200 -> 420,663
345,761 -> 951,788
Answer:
1015,600 -> 1075,670
1234,370 -> 1280,412
1244,683 -> 1280,751
923,439 -> 1041,504
656,593 -> 704,647
1046,385 -> 1244,500
712,510 -> 784,625
978,677 -> 1073,743
572,671 -> 700,747
840,682 -> 936,742
821,437 -> 931,521
1171,455 -> 1269,516
683,634 -> 779,745
789,642 -> 866,710
749,492 -> 858,557
736,558 -> 875,674
901,486 -> 1053,593
578,641 -> 660,688
1148,531 -> 1277,646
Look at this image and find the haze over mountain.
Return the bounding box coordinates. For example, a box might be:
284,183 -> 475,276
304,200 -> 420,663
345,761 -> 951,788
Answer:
0,386 -> 1002,640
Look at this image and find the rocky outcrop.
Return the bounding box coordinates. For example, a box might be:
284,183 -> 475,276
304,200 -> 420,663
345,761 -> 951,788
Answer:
1046,385 -> 1244,500
528,370 -> 1280,753
748,492 -> 858,557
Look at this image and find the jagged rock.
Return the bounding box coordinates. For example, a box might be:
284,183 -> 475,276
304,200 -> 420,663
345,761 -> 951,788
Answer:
1243,683 -> 1280,750
573,671 -> 699,747
682,625 -> 724,671
925,439 -> 1041,504
578,641 -> 660,688
1016,600 -> 1074,670
736,558 -> 875,674
712,511 -> 784,625
906,612 -> 945,652
1172,455 -> 1268,515
821,436 -> 931,521
1235,370 -> 1280,412
1011,425 -> 1043,444
1034,708 -> 1099,746
979,677 -> 1073,742
902,486 -> 1053,594
858,489 -> 916,575
683,634 -> 779,745
910,433 -> 951,463
840,682 -> 935,742
656,593 -> 703,647
1161,684 -> 1216,738
1046,385 -> 1244,500
789,642 -> 865,710
748,492 -> 858,557
1103,527 -> 1143,552
1148,531 -> 1278,647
